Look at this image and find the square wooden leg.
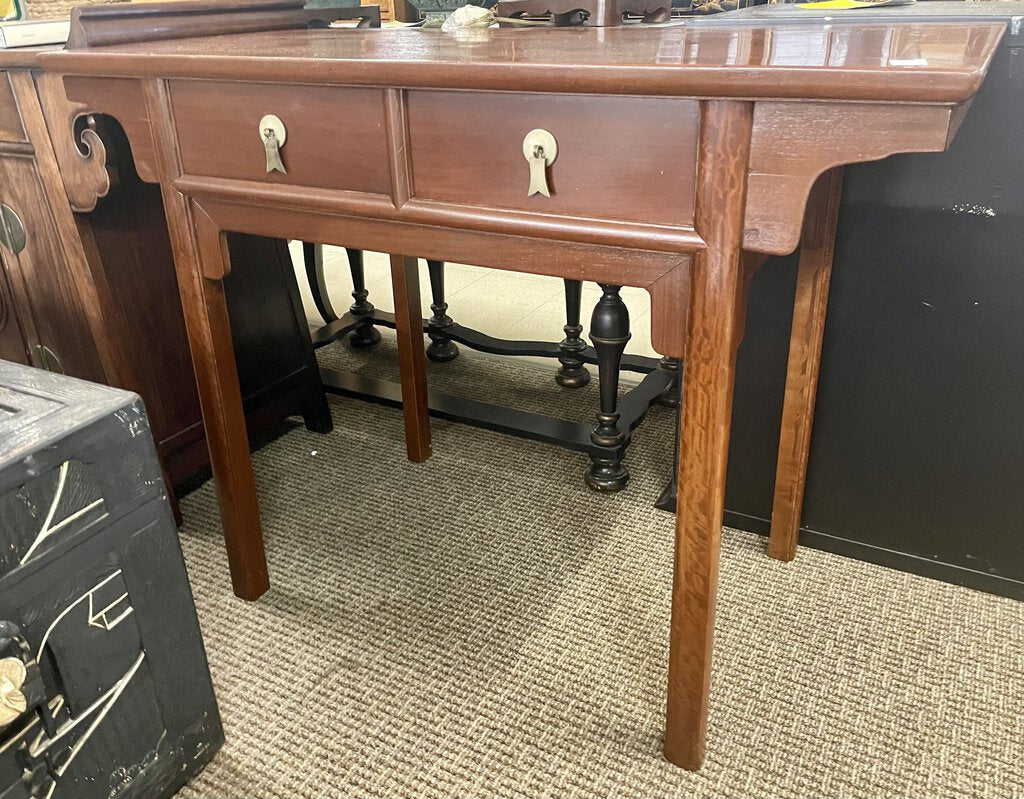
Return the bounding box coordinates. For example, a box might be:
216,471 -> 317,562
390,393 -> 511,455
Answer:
389,254 -> 432,462
768,167 -> 844,561
664,99 -> 753,771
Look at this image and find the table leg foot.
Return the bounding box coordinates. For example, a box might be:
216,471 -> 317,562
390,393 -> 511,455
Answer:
426,259 -> 460,362
346,248 -> 382,348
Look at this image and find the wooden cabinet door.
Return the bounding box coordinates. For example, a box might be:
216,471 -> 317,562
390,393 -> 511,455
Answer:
0,156 -> 104,381
0,261 -> 28,364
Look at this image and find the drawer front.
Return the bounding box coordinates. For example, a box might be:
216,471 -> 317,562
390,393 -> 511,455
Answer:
407,91 -> 699,228
0,73 -> 26,144
169,81 -> 390,194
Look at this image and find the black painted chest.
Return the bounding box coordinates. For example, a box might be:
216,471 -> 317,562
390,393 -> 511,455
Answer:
0,361 -> 222,799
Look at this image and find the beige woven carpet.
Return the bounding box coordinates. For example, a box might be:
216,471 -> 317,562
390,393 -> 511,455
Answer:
175,341 -> 1023,799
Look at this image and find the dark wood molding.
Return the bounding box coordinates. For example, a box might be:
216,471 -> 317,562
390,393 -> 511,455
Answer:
68,0 -> 381,49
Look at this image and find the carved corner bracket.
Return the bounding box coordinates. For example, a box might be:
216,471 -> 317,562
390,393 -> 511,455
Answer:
743,101 -> 961,257
35,73 -> 159,214
34,73 -> 114,214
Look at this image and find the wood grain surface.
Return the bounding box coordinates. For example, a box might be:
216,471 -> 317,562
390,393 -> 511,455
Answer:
665,99 -> 753,771
407,91 -> 698,228
768,167 -> 844,562
144,78 -> 268,600
170,81 -> 390,194
0,74 -> 26,143
45,23 -> 1004,103
389,254 -> 432,463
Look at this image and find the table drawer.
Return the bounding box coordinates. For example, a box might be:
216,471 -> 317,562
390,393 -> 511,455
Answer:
169,81 -> 390,195
407,91 -> 699,228
0,73 -> 26,144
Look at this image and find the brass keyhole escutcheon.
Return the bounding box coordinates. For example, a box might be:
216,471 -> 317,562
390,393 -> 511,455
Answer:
259,114 -> 288,174
523,129 -> 558,198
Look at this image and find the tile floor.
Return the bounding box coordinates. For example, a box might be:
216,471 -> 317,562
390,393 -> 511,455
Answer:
289,245 -> 660,378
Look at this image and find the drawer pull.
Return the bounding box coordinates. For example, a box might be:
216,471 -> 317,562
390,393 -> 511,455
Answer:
259,114 -> 288,175
0,204 -> 25,255
31,345 -> 63,374
523,129 -> 557,198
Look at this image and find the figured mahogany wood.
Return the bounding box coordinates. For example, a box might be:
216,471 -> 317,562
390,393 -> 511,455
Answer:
169,81 -> 390,194
45,24 -> 1003,104
192,194 -> 687,290
768,167 -> 843,562
0,74 -> 26,143
143,77 -> 268,600
407,91 -> 698,228
743,102 -> 959,255
389,254 -> 431,462
383,88 -> 412,208
173,175 -> 703,254
665,99 -> 752,771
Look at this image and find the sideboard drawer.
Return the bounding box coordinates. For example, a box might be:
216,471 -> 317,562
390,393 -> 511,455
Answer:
406,91 -> 699,228
0,73 -> 26,143
169,81 -> 391,195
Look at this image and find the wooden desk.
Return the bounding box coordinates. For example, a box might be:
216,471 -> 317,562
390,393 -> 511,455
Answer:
40,0 -> 1003,769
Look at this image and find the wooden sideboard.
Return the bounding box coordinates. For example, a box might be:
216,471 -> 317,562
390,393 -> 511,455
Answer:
0,52 -> 330,512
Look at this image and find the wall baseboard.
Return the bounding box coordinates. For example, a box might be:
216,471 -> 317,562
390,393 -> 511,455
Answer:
722,511 -> 1024,602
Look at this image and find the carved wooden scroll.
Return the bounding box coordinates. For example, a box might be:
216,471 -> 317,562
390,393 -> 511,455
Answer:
35,74 -> 160,213
34,74 -> 114,214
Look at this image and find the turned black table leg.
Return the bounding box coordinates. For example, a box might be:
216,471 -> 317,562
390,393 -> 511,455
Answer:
586,283 -> 631,492
555,278 -> 591,388
346,248 -> 382,348
426,259 -> 460,362
303,242 -> 338,322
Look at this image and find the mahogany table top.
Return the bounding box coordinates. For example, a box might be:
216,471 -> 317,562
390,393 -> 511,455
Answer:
44,22 -> 1002,102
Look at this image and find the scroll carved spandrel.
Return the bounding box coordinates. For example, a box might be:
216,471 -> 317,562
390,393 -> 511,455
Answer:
34,73 -> 113,214
35,73 -> 159,213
